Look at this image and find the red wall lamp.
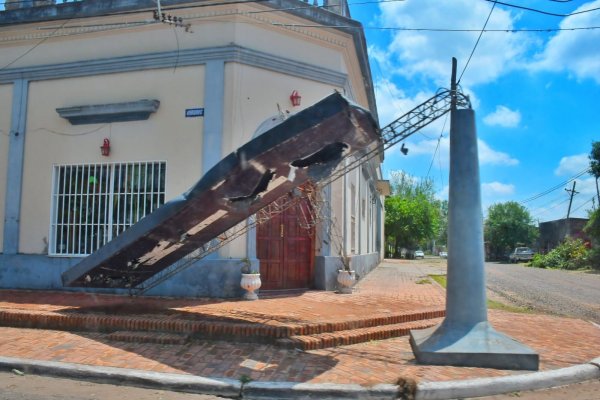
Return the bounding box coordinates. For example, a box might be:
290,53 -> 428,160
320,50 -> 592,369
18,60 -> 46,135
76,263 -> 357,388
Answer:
290,90 -> 301,107
100,138 -> 111,156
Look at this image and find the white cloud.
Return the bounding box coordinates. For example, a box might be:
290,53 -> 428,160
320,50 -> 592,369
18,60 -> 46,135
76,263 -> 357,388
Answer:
483,105 -> 521,128
377,0 -> 531,86
482,181 -> 516,196
436,184 -> 449,201
577,176 -> 599,197
531,0 -> 600,84
554,154 -> 589,176
477,140 -> 519,166
373,79 -> 456,138
403,136 -> 518,167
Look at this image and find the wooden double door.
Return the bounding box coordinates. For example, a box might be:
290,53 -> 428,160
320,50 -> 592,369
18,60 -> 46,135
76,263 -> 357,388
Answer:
257,198 -> 315,290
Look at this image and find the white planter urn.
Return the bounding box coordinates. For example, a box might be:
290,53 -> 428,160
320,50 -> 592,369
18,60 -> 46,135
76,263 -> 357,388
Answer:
240,273 -> 261,300
337,270 -> 356,294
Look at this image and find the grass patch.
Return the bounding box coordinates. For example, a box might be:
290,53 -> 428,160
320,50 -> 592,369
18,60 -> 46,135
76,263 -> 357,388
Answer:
487,299 -> 532,314
415,278 -> 431,285
428,274 -> 531,313
428,274 -> 447,288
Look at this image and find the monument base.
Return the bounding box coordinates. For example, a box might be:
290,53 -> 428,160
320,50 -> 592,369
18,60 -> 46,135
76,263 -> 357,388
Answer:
410,321 -> 539,370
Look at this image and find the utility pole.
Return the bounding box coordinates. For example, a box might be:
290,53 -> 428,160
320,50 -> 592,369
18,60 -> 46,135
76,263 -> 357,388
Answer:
409,57 -> 538,370
565,181 -> 579,219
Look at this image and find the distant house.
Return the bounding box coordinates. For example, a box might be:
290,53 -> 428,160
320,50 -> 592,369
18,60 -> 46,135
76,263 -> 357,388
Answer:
0,0 -> 386,297
538,218 -> 590,253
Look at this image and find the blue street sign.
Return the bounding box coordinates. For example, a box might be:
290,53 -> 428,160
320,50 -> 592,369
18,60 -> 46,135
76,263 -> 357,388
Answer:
185,108 -> 204,117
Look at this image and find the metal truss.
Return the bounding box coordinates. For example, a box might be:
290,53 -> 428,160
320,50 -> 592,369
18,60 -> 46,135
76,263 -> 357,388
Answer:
132,88 -> 470,295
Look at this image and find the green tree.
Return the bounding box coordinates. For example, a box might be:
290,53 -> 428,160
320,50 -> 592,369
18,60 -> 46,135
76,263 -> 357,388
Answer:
585,142 -> 600,269
484,201 -> 538,260
436,200 -> 449,248
384,172 -> 440,256
590,141 -> 600,204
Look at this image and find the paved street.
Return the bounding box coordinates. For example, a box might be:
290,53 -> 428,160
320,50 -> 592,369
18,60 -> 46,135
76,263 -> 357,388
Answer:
0,371 -> 221,400
485,262 -> 600,323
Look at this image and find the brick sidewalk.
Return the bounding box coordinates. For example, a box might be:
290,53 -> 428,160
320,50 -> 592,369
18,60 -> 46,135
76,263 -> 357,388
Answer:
0,259 -> 598,386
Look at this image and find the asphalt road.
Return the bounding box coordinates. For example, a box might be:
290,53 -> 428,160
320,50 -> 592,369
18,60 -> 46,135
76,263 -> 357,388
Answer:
485,262 -> 600,323
0,371 -> 224,400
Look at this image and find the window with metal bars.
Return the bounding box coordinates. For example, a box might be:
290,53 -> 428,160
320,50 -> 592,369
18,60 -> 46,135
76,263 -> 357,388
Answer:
49,161 -> 166,256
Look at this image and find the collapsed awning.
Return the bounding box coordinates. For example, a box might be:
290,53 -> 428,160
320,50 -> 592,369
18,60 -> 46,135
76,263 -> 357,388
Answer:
62,92 -> 380,289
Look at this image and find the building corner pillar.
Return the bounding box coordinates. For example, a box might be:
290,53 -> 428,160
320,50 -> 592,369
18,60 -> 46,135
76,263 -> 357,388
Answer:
3,79 -> 29,254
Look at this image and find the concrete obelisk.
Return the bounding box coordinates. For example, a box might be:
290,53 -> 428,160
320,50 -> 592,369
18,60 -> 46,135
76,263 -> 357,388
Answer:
409,58 -> 539,370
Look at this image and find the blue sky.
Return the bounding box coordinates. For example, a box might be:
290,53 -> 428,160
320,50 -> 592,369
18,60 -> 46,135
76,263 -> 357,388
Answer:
349,0 -> 599,222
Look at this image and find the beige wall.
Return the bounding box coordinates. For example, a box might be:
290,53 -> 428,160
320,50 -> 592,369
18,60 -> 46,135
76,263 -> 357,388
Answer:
5,3 -> 376,257
0,83 -> 12,253
2,5 -> 347,76
19,66 -> 204,253
0,14 -> 235,69
223,62 -> 344,155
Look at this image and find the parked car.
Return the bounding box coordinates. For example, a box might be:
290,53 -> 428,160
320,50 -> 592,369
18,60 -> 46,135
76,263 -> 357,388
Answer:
508,247 -> 534,263
439,251 -> 448,259
414,250 -> 425,259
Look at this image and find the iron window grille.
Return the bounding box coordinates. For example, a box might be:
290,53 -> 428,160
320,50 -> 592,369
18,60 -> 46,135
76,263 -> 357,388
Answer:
49,161 -> 166,256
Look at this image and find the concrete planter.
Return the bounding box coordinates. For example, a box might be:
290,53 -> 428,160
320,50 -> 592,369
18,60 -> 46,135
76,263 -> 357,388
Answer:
240,273 -> 261,300
337,270 -> 355,294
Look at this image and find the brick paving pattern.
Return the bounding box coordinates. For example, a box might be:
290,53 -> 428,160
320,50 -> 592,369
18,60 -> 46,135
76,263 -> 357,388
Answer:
0,259 -> 598,386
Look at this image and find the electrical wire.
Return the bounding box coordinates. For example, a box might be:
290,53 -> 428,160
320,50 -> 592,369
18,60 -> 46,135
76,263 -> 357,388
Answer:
458,0 -> 497,85
520,168 -> 591,204
32,125 -> 109,137
0,0 -> 89,70
3,4 -> 600,47
267,23 -> 600,32
531,197 -> 571,219
483,0 -> 600,17
569,196 -> 594,215
426,113 -> 449,179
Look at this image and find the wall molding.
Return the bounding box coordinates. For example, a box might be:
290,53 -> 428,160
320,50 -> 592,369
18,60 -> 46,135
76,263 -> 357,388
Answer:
0,44 -> 348,88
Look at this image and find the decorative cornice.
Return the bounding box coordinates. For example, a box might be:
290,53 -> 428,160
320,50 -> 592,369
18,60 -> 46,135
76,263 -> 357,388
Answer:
0,44 -> 347,88
0,0 -> 377,120
56,99 -> 160,125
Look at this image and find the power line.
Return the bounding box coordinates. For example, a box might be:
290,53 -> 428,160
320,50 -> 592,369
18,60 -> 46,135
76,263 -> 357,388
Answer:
458,0 -> 497,85
531,197 -> 571,219
569,196 -> 594,215
3,6 -> 600,46
268,23 -> 600,32
426,114 -> 449,179
483,0 -> 600,17
520,168 -> 591,204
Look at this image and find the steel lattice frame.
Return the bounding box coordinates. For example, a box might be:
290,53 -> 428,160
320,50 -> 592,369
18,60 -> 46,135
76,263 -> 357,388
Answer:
132,88 -> 471,295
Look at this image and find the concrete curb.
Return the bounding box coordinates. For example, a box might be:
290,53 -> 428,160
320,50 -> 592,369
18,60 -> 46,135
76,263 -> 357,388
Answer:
0,355 -> 599,399
415,359 -> 600,400
243,381 -> 400,399
0,356 -> 241,398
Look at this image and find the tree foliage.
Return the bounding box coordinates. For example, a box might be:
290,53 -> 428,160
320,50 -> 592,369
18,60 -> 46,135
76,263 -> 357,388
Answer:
436,200 -> 449,247
586,141 -> 600,270
484,201 -> 537,260
590,141 -> 600,178
585,207 -> 600,270
384,172 -> 440,255
529,238 -> 589,270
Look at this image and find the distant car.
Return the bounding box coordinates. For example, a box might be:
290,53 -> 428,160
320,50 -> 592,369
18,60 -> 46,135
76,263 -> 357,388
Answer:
439,251 -> 448,259
414,250 -> 425,259
509,247 -> 534,263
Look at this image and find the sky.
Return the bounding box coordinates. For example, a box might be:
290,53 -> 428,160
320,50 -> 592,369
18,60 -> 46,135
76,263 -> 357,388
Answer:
349,0 -> 600,223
